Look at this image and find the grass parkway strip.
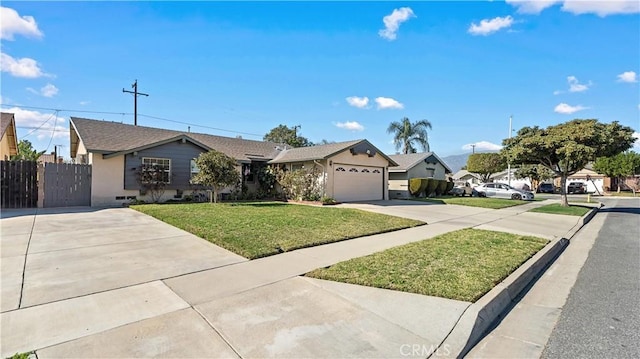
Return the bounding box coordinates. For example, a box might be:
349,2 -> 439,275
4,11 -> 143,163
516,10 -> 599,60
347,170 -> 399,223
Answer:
528,203 -> 591,216
132,202 -> 424,259
307,228 -> 548,302
412,196 -> 536,209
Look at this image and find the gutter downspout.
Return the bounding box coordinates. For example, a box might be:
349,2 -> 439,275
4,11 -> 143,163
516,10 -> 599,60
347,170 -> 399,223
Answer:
314,160 -> 326,197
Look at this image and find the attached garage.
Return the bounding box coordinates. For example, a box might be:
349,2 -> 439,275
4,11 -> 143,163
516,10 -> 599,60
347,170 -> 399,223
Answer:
333,165 -> 384,202
268,139 -> 397,202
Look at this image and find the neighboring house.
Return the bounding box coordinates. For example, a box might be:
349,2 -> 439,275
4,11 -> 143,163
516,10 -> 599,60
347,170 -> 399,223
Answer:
491,169 -> 532,190
452,170 -> 482,186
387,152 -> 452,199
269,139 -> 397,202
38,152 -> 63,164
1,112 -> 18,160
70,117 -> 395,206
553,165 -> 608,194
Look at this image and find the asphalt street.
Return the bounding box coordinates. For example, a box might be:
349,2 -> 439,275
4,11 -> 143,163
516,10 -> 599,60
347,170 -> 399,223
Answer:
541,197 -> 640,358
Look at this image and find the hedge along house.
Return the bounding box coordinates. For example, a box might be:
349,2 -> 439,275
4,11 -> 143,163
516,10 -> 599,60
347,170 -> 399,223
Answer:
70,117 -> 283,206
70,117 -> 396,206
268,140 -> 398,202
387,152 -> 453,199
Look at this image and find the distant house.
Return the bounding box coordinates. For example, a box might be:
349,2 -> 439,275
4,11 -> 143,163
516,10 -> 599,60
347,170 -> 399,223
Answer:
38,152 -> 63,164
1,112 -> 18,160
491,169 -> 532,190
452,170 -> 482,185
553,165 -> 608,194
387,152 -> 452,198
70,117 -> 396,206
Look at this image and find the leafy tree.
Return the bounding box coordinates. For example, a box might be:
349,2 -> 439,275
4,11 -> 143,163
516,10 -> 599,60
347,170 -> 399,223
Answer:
387,117 -> 433,154
191,150 -> 240,203
502,119 -> 635,206
466,153 -> 507,182
264,125 -> 312,148
515,164 -> 555,192
11,140 -> 46,161
593,151 -> 640,192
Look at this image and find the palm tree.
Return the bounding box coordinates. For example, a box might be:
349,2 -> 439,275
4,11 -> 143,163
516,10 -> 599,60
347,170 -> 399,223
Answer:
387,117 -> 433,154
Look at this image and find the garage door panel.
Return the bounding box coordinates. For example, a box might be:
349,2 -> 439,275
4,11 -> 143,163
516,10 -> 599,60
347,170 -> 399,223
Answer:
333,165 -> 383,202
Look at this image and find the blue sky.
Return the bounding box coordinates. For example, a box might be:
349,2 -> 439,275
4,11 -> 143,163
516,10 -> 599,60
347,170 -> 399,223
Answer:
1,1 -> 639,159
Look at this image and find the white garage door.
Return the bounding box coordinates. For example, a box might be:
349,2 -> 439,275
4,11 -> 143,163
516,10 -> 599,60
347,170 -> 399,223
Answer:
333,165 -> 384,202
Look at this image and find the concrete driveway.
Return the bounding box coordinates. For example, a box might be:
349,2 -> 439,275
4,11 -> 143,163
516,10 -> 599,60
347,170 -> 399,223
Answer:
1,200 -> 584,358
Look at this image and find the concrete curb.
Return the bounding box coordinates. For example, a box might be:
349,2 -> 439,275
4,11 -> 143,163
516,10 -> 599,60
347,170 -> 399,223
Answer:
434,205 -> 601,359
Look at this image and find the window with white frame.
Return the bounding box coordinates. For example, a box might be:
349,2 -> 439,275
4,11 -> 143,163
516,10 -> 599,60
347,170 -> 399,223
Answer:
190,159 -> 199,177
141,157 -> 171,183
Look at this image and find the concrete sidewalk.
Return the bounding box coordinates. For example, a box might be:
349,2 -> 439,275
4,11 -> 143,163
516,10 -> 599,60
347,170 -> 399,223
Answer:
1,200 -> 588,358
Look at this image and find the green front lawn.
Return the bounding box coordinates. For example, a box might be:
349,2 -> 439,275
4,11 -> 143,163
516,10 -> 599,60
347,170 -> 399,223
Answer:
529,203 -> 591,216
132,202 -> 423,259
307,229 -> 548,302
413,196 -> 534,209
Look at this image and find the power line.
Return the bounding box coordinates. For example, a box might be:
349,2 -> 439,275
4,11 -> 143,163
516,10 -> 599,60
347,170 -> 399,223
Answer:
19,110 -> 58,140
44,110 -> 59,152
1,104 -> 263,138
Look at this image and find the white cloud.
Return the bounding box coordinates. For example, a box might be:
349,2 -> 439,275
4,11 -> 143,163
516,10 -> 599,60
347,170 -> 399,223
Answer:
633,132 -> 640,150
617,71 -> 638,83
5,106 -> 69,140
79,101 -> 90,106
26,83 -> 59,97
462,141 -> 503,151
335,121 -> 365,132
375,97 -> 404,110
553,90 -> 563,95
468,16 -> 514,36
379,7 -> 415,41
0,6 -> 43,40
506,0 -> 560,14
506,0 -> 639,16
567,75 -> 591,92
554,102 -> 588,114
561,0 -> 640,16
0,53 -> 46,78
40,83 -> 58,97
345,96 -> 369,109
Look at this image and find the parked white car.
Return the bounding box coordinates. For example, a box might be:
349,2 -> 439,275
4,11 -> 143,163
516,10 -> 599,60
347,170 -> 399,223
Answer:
474,183 -> 535,200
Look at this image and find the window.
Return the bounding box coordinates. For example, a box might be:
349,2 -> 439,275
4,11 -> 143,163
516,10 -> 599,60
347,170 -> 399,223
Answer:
141,157 -> 171,183
349,168 -> 358,172
190,159 -> 199,177
336,167 -> 345,172
243,163 -> 255,182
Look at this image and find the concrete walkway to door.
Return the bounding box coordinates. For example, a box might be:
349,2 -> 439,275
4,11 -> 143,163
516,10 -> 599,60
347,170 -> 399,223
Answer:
1,200 -> 584,358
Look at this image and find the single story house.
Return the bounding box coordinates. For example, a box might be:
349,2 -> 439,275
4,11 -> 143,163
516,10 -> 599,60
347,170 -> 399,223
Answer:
491,169 -> 532,190
553,165 -> 608,194
70,117 -> 396,206
387,152 -> 452,198
452,170 -> 482,185
1,112 -> 18,160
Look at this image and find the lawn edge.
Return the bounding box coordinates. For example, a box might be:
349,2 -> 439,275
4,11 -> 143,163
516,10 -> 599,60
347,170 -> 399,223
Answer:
436,204 -> 601,359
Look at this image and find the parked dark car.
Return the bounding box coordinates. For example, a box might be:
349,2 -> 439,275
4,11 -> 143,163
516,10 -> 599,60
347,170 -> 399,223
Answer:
567,182 -> 586,194
537,183 -> 554,193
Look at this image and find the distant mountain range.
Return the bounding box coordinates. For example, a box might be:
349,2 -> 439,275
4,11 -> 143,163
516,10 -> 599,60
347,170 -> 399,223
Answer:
441,151 -> 499,173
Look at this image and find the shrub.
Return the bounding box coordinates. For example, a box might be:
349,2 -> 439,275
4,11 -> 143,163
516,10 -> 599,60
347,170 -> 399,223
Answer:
321,196 -> 337,205
409,178 -> 423,197
435,179 -> 448,196
274,165 -> 324,201
425,178 -> 438,197
445,180 -> 455,194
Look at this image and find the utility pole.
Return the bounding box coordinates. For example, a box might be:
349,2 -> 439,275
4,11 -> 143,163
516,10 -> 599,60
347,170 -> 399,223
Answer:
122,80 -> 149,126
507,115 -> 513,186
470,143 -> 476,154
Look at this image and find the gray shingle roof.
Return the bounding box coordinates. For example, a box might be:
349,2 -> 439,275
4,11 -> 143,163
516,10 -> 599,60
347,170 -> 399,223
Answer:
1,112 -> 15,137
268,139 -> 363,163
388,152 -> 452,173
70,117 -> 283,162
